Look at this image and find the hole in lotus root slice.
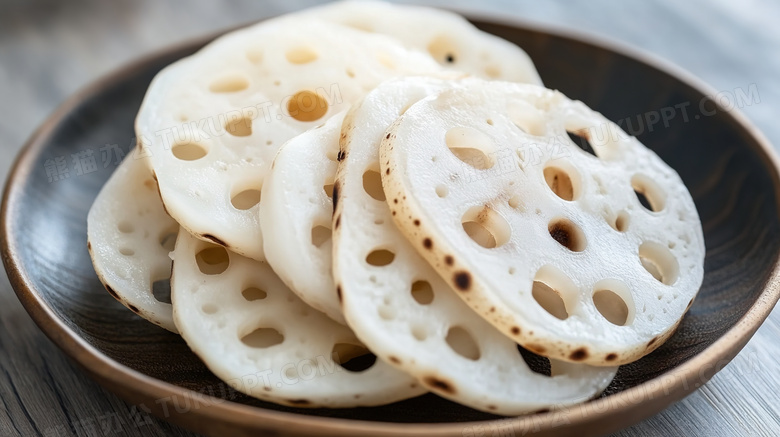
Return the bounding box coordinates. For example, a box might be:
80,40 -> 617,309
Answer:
245,47 -> 263,64
241,327 -> 284,348
287,90 -> 329,122
593,280 -> 632,326
119,247 -> 134,256
285,46 -> 319,64
242,287 -> 267,301
639,241 -> 679,285
310,225 -> 332,248
152,278 -> 172,304
543,161 -> 580,201
445,127 -> 495,170
117,221 -> 134,233
426,34 -> 458,65
548,218 -> 586,252
445,326 -> 481,361
208,73 -> 250,93
171,141 -> 208,161
366,249 -> 395,266
201,303 -> 218,314
362,166 -> 385,201
159,228 -> 178,252
323,181 -> 335,199
516,344 -> 552,376
567,130 -> 597,157
410,280 -> 434,305
531,265 -> 577,320
461,205 -> 511,249
632,173 -> 666,212
507,100 -> 546,136
332,343 -> 377,372
435,184 -> 449,198
225,115 -> 253,137
195,246 -> 230,275
411,324 -> 428,341
610,210 -> 630,232
230,179 -> 262,211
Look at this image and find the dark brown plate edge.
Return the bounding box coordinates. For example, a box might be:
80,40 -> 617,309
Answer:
2,12 -> 780,437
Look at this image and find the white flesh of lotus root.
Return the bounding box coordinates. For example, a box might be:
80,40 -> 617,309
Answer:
381,82 -> 705,366
304,0 -> 542,85
87,156 -> 179,332
170,229 -> 424,407
135,17 -> 441,261
333,77 -> 616,414
259,111 -> 346,324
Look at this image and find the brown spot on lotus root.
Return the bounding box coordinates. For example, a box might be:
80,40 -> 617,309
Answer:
526,344 -> 546,354
389,356 -> 401,364
128,304 -> 139,313
510,326 -> 521,335
606,353 -> 618,362
422,376 -> 456,394
548,218 -> 586,252
569,348 -> 588,361
423,238 -> 433,249
444,255 -> 454,266
453,271 -> 471,291
647,336 -> 659,347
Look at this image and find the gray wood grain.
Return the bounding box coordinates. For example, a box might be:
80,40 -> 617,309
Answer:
1,0 -> 778,436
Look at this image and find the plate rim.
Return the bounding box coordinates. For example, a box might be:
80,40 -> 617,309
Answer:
3,11 -> 780,437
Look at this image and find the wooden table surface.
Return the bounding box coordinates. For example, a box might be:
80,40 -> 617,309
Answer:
1,1 -> 778,436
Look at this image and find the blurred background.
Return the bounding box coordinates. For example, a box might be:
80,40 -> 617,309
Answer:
0,1 -> 778,436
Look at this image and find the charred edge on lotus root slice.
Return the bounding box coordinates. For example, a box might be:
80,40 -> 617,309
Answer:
202,234 -> 227,247
337,149 -> 346,162
335,215 -> 341,229
104,284 -> 119,300
422,376 -> 456,394
336,285 -> 343,303
87,241 -> 91,251
647,336 -> 660,348
331,181 -> 340,214
128,304 -> 140,314
287,399 -> 311,406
